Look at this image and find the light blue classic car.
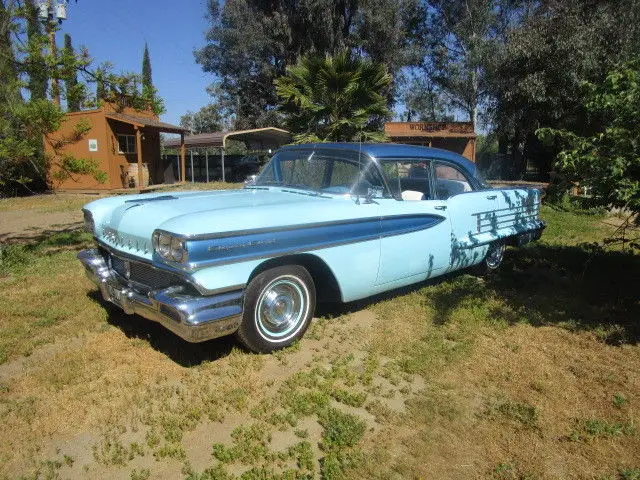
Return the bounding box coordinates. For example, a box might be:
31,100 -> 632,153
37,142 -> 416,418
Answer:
78,144 -> 544,352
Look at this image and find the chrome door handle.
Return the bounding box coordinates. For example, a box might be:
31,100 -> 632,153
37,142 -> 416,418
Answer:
434,205 -> 447,210
486,195 -> 497,200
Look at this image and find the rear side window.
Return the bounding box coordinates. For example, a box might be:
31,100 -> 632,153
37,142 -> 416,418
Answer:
433,163 -> 473,199
381,160 -> 431,200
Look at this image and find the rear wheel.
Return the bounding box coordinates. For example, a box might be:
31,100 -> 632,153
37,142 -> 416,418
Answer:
472,241 -> 505,276
236,265 -> 316,353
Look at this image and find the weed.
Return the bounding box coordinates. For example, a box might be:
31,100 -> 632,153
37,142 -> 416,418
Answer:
144,429 -> 160,448
569,418 -> 637,441
319,407 -> 366,452
483,397 -> 538,429
492,461 -> 538,480
620,468 -> 640,480
153,442 -> 186,460
330,388 -> 367,407
497,401 -> 539,428
320,450 -> 364,480
365,399 -> 396,424
130,468 -> 151,480
92,430 -> 145,467
406,390 -> 460,424
211,423 -> 271,464
614,393 -> 628,408
288,441 -> 315,471
20,459 -> 63,480
184,464 -> 235,480
285,390 -> 330,416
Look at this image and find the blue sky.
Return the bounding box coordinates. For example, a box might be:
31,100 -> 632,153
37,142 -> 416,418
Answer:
61,0 -> 213,126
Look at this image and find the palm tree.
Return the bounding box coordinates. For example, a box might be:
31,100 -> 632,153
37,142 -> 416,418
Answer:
275,51 -> 392,143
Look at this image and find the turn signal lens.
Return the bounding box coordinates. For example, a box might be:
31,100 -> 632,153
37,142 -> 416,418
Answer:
170,237 -> 186,262
83,210 -> 95,234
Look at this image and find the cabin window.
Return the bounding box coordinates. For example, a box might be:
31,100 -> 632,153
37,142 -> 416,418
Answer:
117,134 -> 136,154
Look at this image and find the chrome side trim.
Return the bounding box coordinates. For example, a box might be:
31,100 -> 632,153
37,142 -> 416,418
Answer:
182,214 -> 445,269
78,249 -> 243,343
164,214 -> 443,241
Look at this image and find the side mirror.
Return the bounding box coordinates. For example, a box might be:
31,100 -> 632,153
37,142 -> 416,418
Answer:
244,174 -> 257,186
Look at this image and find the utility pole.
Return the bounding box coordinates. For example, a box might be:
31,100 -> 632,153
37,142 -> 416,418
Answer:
38,0 -> 69,107
48,0 -> 60,106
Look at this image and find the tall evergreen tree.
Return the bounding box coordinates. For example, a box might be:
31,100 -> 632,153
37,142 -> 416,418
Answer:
0,0 -> 21,105
63,33 -> 81,111
142,42 -> 152,93
140,42 -> 164,114
25,0 -> 48,101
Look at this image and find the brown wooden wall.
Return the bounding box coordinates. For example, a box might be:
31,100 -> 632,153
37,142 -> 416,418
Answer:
45,110 -> 114,190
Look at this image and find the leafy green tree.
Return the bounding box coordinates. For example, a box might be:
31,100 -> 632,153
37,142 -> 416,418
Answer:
195,0 -> 422,128
490,0 -> 640,178
275,52 -> 392,143
537,60 -> 640,215
402,72 -> 452,122
422,0 -> 507,126
180,103 -> 223,134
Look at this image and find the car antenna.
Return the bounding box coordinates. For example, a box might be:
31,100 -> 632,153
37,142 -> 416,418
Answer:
354,130 -> 363,205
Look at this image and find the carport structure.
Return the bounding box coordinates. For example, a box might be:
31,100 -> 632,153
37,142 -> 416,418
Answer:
164,127 -> 292,182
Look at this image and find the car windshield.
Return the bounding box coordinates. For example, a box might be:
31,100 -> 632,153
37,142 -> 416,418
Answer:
253,149 -> 389,198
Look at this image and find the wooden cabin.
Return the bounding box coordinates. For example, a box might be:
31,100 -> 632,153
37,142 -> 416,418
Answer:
384,122 -> 477,161
46,102 -> 187,191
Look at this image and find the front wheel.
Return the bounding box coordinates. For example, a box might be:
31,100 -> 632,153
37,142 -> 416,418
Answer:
236,265 -> 316,353
472,241 -> 505,276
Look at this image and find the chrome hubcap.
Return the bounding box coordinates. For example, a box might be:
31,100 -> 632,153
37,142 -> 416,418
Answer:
256,276 -> 307,340
486,243 -> 505,269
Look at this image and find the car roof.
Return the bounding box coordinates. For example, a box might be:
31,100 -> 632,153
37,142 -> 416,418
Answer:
280,142 -> 477,174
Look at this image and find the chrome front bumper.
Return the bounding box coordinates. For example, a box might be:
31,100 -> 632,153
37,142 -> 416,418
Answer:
78,249 -> 243,343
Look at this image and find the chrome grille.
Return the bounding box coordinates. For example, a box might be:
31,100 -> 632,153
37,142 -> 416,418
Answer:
108,253 -> 182,291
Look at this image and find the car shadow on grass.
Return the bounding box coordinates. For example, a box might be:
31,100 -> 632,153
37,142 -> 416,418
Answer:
89,291 -> 236,367
319,241 -> 639,346
488,242 -> 639,345
92,240 -> 638,368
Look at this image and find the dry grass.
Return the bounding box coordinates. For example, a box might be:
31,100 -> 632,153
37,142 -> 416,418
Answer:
0,182 -> 242,214
157,181 -> 243,192
0,193 -> 99,214
0,203 -> 638,479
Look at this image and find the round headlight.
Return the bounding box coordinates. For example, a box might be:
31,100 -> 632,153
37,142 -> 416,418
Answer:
170,237 -> 186,262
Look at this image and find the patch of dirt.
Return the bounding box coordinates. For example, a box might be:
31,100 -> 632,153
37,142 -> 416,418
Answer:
0,209 -> 83,243
357,324 -> 640,479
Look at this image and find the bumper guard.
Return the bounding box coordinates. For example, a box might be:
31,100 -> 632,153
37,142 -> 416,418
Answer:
78,249 -> 243,343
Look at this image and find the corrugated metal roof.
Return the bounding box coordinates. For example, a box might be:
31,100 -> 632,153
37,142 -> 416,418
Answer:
163,127 -> 291,149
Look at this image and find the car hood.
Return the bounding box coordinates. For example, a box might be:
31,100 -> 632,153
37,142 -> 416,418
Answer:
87,188 -> 359,259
